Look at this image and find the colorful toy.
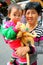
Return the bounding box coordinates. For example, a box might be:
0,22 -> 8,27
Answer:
1,19 -> 37,65
16,22 -> 37,65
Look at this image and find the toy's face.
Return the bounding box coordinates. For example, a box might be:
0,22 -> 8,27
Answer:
8,7 -> 22,24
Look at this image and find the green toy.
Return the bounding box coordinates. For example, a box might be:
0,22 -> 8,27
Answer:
1,27 -> 17,40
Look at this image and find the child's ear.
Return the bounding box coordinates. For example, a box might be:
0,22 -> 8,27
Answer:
8,14 -> 10,18
7,12 -> 10,18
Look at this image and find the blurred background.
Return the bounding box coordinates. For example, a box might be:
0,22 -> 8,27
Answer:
0,0 -> 43,65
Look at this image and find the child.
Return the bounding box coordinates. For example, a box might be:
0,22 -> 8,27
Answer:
9,2 -> 43,65
15,2 -> 43,65
1,3 -> 35,65
1,3 -> 23,65
1,3 -> 36,65
2,2 -> 43,65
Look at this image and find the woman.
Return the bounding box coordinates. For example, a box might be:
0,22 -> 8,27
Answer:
15,2 -> 43,65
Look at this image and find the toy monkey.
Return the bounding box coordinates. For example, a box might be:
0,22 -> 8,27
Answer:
16,22 -> 37,65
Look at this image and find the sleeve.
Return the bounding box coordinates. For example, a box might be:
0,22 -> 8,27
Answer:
28,45 -> 35,54
35,26 -> 43,54
1,24 -> 17,40
28,42 -> 36,54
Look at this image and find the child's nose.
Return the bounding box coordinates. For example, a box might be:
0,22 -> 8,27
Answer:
16,16 -> 19,18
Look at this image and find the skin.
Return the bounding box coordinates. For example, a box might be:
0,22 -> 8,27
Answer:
25,9 -> 39,31
15,9 -> 39,57
8,7 -> 22,24
8,6 -> 28,57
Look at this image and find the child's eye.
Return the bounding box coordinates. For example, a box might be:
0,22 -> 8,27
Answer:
14,14 -> 16,16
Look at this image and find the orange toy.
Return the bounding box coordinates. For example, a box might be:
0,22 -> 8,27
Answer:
16,22 -> 37,65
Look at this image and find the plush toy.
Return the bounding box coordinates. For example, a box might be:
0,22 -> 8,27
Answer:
1,20 -> 37,65
16,22 -> 37,45
16,22 -> 37,65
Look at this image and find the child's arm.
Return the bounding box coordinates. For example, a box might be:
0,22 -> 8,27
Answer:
1,26 -> 17,40
1,22 -> 17,40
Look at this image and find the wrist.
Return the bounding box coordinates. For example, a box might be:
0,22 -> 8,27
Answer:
25,46 -> 30,53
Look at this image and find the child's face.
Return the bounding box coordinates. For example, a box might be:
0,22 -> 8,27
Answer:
25,9 -> 39,24
8,7 -> 22,24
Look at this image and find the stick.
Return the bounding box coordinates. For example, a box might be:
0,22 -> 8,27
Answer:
26,53 -> 30,65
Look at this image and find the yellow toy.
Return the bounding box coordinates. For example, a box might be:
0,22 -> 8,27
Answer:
16,22 -> 37,65
16,22 -> 37,45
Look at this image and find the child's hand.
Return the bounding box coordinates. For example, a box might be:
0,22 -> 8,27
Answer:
15,22 -> 22,30
15,46 -> 30,57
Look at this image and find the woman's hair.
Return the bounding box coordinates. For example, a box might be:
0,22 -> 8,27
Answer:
7,3 -> 22,14
25,2 -> 42,15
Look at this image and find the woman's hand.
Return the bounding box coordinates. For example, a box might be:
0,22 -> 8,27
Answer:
15,46 -> 30,57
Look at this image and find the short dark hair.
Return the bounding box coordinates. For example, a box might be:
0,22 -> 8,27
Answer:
25,2 -> 42,15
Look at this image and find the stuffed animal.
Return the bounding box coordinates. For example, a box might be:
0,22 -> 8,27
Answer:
16,22 -> 37,46
16,22 -> 37,65
1,20 -> 37,65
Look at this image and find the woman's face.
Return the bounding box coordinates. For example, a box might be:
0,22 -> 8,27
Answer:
25,9 -> 39,24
